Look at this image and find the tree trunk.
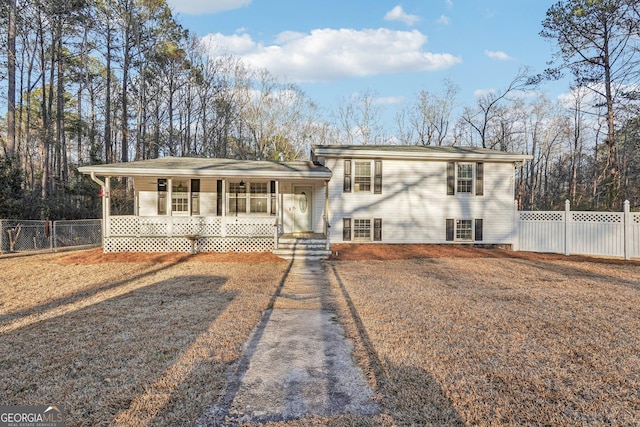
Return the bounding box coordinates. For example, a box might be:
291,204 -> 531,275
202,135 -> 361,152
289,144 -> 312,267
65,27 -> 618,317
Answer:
105,25 -> 113,163
6,0 -> 17,155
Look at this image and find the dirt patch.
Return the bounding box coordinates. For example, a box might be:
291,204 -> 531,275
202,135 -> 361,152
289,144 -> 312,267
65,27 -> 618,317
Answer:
329,243 -> 640,265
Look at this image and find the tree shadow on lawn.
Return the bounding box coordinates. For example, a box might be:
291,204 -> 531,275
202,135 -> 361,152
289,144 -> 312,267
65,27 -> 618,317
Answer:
0,254 -> 192,329
0,274 -> 236,427
495,256 -> 640,291
330,265 -> 465,426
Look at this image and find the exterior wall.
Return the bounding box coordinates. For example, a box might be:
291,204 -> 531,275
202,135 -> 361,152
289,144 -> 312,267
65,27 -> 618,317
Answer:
277,181 -> 326,234
325,157 -> 517,244
134,177 -> 217,216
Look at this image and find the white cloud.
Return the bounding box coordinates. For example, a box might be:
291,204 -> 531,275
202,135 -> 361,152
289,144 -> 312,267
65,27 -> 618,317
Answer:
166,0 -> 251,15
201,28 -> 462,82
474,88 -> 497,98
484,50 -> 514,61
374,96 -> 405,105
436,15 -> 451,25
384,5 -> 421,26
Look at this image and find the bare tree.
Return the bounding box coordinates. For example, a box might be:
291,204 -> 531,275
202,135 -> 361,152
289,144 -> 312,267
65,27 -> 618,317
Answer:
461,67 -> 534,149
541,0 -> 640,206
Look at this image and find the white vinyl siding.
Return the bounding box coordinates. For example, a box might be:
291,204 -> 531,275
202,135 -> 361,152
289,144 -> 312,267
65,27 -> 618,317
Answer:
325,158 -> 516,245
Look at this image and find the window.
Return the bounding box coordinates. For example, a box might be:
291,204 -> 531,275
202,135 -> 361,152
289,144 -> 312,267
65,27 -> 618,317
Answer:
456,219 -> 473,240
354,219 -> 371,240
446,218 -> 482,242
250,182 -> 268,213
228,182 -> 247,214
447,162 -> 484,196
227,181 -> 272,215
172,180 -> 189,213
456,164 -> 473,193
354,161 -> 371,192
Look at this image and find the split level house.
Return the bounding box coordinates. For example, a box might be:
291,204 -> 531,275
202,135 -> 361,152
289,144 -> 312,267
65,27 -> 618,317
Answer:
78,144 -> 532,259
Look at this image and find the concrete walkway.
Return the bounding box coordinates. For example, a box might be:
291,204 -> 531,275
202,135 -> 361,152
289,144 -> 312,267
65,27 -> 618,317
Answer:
198,259 -> 378,425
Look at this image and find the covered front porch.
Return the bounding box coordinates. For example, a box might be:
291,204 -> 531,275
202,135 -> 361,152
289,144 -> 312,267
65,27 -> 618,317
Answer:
78,157 -> 332,256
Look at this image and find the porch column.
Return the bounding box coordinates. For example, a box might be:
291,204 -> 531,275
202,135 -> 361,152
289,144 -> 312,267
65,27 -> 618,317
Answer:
221,179 -> 227,237
274,180 -> 280,250
167,178 -> 173,236
324,179 -> 330,249
105,177 -> 111,237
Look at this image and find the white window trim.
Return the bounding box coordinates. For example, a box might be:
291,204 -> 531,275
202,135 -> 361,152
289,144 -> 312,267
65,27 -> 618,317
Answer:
171,179 -> 190,216
226,180 -> 272,216
353,218 -> 372,241
456,163 -> 475,195
353,160 -> 374,193
455,219 -> 473,241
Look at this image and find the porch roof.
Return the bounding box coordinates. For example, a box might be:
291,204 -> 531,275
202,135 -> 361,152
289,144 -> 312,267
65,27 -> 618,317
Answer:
78,156 -> 332,180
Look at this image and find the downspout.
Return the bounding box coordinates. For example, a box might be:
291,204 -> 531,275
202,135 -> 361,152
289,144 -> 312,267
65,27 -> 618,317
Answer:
90,172 -> 107,244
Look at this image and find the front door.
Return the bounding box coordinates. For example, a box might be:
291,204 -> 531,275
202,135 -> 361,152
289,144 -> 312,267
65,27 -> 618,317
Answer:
293,186 -> 312,232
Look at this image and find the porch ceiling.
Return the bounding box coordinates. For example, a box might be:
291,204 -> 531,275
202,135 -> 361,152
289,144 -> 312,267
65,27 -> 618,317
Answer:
78,156 -> 332,180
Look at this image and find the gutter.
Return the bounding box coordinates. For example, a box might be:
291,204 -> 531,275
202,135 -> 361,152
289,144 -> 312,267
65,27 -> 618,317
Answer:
89,172 -> 105,189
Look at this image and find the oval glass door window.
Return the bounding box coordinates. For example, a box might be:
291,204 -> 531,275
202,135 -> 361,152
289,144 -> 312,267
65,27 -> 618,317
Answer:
299,192 -> 308,213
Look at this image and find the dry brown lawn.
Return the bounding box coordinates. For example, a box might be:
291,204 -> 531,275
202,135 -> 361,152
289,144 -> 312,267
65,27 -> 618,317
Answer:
0,249 -> 287,426
1,246 -> 640,426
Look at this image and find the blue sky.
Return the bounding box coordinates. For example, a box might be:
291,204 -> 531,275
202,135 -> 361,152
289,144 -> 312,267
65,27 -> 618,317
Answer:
166,0 -> 567,130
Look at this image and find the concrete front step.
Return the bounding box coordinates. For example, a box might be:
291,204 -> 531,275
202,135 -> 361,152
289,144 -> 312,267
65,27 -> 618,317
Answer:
273,248 -> 332,260
274,237 -> 331,260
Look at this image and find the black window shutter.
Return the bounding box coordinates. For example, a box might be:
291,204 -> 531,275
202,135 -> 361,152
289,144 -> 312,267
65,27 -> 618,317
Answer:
157,178 -> 167,215
374,218 -> 382,241
475,219 -> 483,241
270,181 -> 276,215
476,162 -> 484,196
344,159 -> 352,193
447,162 -> 455,195
374,160 -> 382,194
343,218 -> 352,241
446,218 -> 454,241
216,180 -> 222,216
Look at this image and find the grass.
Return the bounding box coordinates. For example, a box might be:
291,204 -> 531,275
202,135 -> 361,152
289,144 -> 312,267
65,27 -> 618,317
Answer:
1,247 -> 640,425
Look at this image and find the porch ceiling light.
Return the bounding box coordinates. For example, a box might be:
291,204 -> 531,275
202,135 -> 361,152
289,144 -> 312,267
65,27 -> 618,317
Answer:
239,180 -> 246,188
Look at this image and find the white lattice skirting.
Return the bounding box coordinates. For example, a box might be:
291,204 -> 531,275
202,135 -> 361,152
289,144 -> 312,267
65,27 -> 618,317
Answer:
103,236 -> 274,253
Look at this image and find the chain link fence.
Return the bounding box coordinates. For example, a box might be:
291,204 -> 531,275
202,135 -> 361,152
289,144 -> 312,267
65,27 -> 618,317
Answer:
0,219 -> 102,254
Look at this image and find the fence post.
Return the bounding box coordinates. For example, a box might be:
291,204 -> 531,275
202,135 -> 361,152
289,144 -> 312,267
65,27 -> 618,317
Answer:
49,220 -> 54,251
564,199 -> 571,256
624,200 -> 631,261
0,219 -> 3,253
512,201 -> 519,251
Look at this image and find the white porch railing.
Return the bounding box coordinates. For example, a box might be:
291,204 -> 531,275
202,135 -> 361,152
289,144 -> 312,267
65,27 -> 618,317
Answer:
107,216 -> 276,238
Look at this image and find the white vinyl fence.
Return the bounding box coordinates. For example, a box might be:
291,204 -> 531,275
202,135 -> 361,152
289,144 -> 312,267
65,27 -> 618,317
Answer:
515,200 -> 640,260
0,219 -> 102,254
